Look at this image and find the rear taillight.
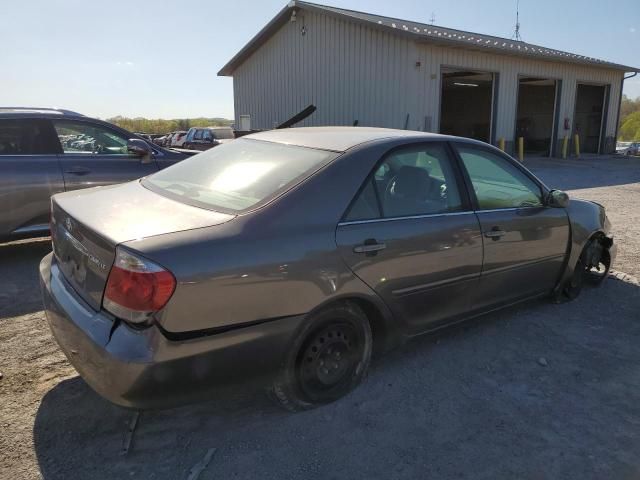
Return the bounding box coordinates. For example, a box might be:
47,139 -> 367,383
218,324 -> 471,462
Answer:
104,247 -> 176,324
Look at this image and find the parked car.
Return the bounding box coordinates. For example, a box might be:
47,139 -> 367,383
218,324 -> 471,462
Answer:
153,134 -> 169,146
41,127 -> 615,411
0,107 -> 195,242
169,130 -> 188,148
621,142 -> 640,156
183,126 -> 234,150
154,133 -> 171,146
616,141 -> 631,153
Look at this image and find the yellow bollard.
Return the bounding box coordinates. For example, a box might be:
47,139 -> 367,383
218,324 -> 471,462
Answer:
562,136 -> 568,159
574,134 -> 580,158
498,138 -> 505,152
518,137 -> 524,162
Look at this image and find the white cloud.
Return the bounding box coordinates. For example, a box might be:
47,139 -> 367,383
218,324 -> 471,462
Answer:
631,27 -> 637,33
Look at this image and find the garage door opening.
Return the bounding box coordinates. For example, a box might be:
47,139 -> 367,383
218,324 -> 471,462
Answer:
574,84 -> 606,153
515,77 -> 558,156
440,69 -> 494,142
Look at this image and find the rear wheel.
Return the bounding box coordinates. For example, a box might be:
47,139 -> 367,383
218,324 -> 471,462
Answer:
270,302 -> 372,412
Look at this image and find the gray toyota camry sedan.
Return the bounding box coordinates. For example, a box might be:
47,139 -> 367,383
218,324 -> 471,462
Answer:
40,127 -> 616,411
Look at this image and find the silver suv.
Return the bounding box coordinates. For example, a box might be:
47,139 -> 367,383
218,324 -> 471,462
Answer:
0,107 -> 193,242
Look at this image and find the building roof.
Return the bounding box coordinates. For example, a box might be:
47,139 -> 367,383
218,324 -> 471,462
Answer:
218,1 -> 638,76
246,126 -> 450,151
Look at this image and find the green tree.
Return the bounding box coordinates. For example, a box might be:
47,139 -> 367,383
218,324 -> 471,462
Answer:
104,116 -> 233,134
618,95 -> 640,141
620,111 -> 640,141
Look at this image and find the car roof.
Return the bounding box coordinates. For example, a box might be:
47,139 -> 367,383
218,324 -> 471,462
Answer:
0,107 -> 84,118
246,126 -> 457,152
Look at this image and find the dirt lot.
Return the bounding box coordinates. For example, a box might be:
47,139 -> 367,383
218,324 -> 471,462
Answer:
1,155 -> 639,480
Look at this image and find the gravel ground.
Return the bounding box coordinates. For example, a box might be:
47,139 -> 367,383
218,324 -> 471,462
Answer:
1,155 -> 639,480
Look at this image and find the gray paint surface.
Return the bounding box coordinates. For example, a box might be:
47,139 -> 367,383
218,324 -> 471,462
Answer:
40,128 -> 613,409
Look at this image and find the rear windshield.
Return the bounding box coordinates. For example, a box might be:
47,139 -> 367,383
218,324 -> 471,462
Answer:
143,138 -> 338,213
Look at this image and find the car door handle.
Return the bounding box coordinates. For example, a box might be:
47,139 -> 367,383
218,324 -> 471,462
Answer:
484,228 -> 506,239
65,166 -> 91,176
353,241 -> 387,255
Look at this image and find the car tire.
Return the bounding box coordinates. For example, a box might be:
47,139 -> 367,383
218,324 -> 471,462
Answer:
562,235 -> 615,300
269,301 -> 372,412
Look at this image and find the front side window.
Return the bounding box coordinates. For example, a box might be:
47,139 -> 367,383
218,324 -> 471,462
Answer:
456,144 -> 543,210
143,138 -> 338,213
345,143 -> 463,221
0,119 -> 54,155
194,129 -> 203,140
54,120 -> 129,155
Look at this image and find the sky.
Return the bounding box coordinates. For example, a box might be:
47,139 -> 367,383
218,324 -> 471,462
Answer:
1,0 -> 638,120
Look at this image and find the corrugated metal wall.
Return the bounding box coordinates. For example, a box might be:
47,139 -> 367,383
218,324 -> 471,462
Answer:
232,10 -> 624,152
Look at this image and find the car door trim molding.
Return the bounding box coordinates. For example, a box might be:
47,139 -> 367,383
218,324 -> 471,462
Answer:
480,254 -> 567,277
337,210 -> 475,226
475,206 -> 542,214
392,271 -> 481,297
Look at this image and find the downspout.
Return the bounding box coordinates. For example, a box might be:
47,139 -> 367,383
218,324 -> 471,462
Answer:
614,71 -> 638,142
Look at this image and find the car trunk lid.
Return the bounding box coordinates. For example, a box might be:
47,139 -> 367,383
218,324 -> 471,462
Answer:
51,180 -> 234,310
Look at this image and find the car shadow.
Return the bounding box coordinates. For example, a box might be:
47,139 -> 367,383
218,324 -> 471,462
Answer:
0,238 -> 51,318
33,275 -> 640,479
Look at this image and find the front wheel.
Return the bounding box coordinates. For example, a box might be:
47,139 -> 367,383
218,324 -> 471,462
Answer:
562,238 -> 611,300
269,302 -> 372,412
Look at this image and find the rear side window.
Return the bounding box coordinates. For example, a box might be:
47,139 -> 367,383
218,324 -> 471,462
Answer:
143,138 -> 338,213
0,119 -> 57,155
455,144 -> 543,209
345,143 -> 463,221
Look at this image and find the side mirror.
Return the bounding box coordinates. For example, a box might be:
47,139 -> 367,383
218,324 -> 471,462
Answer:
547,189 -> 570,208
127,139 -> 153,163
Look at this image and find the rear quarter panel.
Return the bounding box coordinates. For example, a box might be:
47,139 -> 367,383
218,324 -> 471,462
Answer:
125,138 -> 416,336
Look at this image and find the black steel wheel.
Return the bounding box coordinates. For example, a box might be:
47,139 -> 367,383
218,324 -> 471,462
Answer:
584,247 -> 611,286
269,302 -> 372,412
563,238 -> 612,300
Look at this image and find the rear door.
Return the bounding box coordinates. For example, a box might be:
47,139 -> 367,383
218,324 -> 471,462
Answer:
52,119 -> 159,191
453,143 -> 570,310
336,142 -> 483,334
0,118 -> 64,238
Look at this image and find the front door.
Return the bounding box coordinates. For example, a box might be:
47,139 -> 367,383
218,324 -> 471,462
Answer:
52,119 -> 158,191
0,118 -> 64,237
453,143 -> 570,310
336,142 -> 483,334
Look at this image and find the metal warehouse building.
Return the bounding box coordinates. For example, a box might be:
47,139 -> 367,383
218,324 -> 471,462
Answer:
219,1 -> 638,156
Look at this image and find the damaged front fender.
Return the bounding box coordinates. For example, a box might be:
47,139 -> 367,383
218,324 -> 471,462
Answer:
554,199 -> 616,296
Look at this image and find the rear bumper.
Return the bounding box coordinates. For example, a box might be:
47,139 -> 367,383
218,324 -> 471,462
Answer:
40,253 -> 303,409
